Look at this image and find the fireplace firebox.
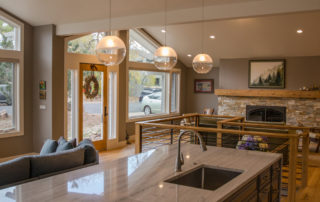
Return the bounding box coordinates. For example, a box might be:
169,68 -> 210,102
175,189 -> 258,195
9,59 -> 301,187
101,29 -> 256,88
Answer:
246,105 -> 286,123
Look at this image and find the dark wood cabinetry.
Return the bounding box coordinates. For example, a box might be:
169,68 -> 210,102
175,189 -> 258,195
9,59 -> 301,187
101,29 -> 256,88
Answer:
226,160 -> 281,202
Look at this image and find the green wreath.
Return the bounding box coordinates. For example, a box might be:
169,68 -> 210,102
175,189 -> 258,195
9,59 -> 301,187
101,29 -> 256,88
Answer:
84,75 -> 99,99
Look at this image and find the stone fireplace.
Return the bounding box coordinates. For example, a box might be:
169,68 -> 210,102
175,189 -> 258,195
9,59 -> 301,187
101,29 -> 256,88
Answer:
246,105 -> 286,123
217,95 -> 320,127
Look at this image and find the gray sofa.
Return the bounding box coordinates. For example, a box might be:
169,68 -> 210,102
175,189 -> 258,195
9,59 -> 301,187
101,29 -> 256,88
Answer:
0,139 -> 99,189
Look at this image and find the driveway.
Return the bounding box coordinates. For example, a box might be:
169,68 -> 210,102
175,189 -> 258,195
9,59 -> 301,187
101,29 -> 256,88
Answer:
83,101 -> 142,114
0,105 -> 12,116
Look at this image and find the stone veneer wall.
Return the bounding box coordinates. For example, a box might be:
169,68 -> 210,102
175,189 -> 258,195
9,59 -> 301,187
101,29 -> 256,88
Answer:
218,96 -> 320,127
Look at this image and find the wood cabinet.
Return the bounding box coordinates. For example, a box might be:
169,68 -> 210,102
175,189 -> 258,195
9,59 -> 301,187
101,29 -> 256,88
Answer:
226,160 -> 281,202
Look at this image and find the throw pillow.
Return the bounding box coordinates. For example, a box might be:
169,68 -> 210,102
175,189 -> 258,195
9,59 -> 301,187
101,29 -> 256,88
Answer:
58,136 -> 77,147
40,139 -> 58,155
56,140 -> 73,152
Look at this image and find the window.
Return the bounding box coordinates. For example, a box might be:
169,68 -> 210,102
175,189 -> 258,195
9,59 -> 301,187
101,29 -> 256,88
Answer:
67,70 -> 77,140
0,17 -> 20,50
0,62 -> 18,133
0,12 -> 23,137
171,73 -> 180,113
129,30 -> 158,63
67,32 -> 106,55
128,70 -> 179,119
108,72 -> 117,140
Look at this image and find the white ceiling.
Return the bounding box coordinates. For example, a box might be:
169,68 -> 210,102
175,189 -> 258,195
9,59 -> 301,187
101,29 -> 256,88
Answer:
0,0 -> 258,26
1,0 -> 320,35
1,0 -> 319,67
145,11 -> 320,67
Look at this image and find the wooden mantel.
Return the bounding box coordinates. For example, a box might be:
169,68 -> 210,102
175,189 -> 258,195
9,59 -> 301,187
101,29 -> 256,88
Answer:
215,89 -> 320,99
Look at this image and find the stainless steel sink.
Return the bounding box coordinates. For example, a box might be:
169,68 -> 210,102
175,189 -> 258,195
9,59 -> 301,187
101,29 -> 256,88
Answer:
165,165 -> 243,191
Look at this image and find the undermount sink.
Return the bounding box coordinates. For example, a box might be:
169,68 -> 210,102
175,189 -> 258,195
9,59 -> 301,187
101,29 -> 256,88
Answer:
165,165 -> 243,191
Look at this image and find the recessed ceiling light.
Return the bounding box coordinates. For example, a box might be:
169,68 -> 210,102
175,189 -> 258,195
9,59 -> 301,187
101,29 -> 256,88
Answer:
187,54 -> 192,57
209,35 -> 215,39
297,29 -> 303,34
161,29 -> 166,33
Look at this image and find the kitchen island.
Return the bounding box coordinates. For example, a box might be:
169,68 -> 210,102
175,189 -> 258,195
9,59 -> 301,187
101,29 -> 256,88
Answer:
0,144 -> 282,202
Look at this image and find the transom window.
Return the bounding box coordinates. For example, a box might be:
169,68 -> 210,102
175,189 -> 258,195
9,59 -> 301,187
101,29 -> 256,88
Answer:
0,17 -> 20,51
67,32 -> 106,55
129,29 -> 158,64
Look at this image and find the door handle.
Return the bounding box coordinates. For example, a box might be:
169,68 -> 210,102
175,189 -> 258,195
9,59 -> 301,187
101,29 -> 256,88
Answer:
104,106 -> 108,117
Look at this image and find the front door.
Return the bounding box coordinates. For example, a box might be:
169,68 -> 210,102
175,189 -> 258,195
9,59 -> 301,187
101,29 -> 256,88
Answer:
79,63 -> 107,151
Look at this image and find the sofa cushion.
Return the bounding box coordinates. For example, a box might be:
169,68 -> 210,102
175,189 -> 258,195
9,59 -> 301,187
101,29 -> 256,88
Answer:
56,139 -> 73,152
40,139 -> 58,155
30,147 -> 85,177
0,156 -> 30,186
78,139 -> 98,164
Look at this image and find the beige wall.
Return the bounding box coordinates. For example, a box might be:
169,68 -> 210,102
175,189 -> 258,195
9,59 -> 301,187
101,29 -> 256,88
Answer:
0,11 -> 34,158
220,56 -> 320,90
185,67 -> 220,114
33,25 -> 64,152
52,29 -> 65,141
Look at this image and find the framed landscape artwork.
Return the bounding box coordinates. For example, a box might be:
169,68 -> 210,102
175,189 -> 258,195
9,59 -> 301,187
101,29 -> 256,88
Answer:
249,60 -> 285,88
194,79 -> 214,93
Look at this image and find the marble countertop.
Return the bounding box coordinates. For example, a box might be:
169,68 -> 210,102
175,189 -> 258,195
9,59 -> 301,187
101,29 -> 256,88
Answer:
0,144 -> 281,202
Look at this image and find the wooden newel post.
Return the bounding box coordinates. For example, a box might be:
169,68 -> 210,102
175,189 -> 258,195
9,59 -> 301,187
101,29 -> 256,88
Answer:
288,136 -> 298,202
135,123 -> 142,154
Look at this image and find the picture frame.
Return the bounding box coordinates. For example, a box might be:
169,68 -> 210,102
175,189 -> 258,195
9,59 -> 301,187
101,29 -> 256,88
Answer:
39,90 -> 46,100
39,80 -> 46,90
194,79 -> 214,93
248,59 -> 285,89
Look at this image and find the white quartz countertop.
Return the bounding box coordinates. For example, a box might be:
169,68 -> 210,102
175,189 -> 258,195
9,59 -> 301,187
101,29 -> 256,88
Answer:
0,144 -> 281,202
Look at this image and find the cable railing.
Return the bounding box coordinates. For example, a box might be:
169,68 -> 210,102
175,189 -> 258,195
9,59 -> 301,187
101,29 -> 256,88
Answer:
135,113 -> 310,201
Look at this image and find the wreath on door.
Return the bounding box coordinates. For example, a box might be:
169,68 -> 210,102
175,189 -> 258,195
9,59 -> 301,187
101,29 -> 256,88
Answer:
84,65 -> 99,99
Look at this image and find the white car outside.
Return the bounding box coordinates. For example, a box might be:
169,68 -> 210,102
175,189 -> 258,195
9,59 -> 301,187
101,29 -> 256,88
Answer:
141,92 -> 162,115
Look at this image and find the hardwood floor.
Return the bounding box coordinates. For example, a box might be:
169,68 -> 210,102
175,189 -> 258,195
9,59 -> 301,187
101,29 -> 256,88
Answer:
99,143 -> 135,162
100,145 -> 320,202
281,152 -> 320,202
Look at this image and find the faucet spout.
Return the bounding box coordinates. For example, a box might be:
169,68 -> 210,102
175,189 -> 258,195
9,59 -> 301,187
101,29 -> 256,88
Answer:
175,131 -> 207,172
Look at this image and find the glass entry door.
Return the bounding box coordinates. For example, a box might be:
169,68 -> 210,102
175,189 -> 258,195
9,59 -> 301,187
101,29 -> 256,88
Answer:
79,63 -> 107,151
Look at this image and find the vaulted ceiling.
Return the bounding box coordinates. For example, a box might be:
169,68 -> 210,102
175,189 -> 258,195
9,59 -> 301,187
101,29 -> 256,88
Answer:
144,11 -> 320,67
1,0 -> 319,67
1,0 -> 320,35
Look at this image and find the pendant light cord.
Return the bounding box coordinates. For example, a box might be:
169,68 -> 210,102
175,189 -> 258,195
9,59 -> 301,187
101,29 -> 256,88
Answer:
164,0 -> 167,46
201,0 -> 204,53
109,0 -> 112,33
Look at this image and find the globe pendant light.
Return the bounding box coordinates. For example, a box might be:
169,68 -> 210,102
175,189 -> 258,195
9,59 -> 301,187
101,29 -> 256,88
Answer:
193,53 -> 213,74
95,0 -> 126,66
154,0 -> 177,70
192,0 -> 213,74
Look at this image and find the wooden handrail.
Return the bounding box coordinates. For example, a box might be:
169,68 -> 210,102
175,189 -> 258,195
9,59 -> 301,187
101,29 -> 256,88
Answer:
220,120 -> 311,131
139,122 -> 301,139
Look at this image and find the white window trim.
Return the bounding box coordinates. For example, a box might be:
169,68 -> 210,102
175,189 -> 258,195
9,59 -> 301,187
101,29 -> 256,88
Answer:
126,63 -> 181,122
0,10 -> 24,138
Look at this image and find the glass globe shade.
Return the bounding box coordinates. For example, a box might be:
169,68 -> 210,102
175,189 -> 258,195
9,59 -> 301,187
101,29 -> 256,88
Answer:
95,35 -> 126,66
154,46 -> 178,70
192,53 -> 213,74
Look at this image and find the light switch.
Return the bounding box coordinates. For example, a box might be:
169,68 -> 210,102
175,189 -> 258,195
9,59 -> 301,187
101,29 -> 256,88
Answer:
40,105 -> 46,110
